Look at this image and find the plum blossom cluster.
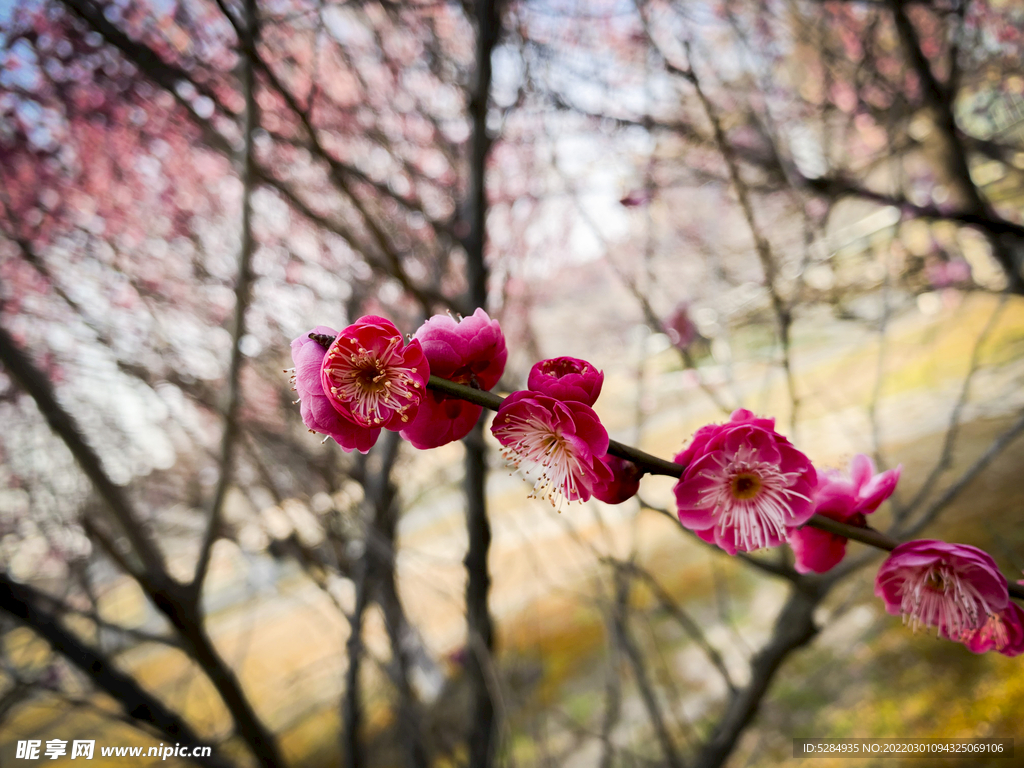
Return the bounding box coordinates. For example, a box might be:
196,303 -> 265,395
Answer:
289,314 -> 1023,657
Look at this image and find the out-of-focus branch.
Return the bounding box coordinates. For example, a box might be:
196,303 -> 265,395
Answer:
56,0 -> 236,155
0,330 -> 285,766
365,432 -> 428,768
55,0 -> 452,314
899,295 -> 1007,518
896,405 -> 1024,543
462,0 -> 501,763
803,175 -> 1024,241
613,559 -> 736,693
645,34 -> 799,433
342,549 -> 371,768
191,0 -> 260,599
887,0 -> 1024,294
611,568 -> 684,768
693,581 -> 824,768
598,583 -> 624,768
0,574 -> 227,767
0,325 -> 168,584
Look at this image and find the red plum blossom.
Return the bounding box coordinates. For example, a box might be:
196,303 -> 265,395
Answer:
875,540 -> 1008,639
491,390 -> 613,507
591,454 -> 643,505
673,409 -> 817,554
527,356 -> 604,407
320,316 -> 429,430
789,454 -> 901,574
401,309 -> 507,449
954,603 -> 1024,656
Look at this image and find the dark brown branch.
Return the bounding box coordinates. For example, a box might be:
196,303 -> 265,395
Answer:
0,325 -> 168,583
191,0 -> 260,598
887,0 -> 1024,293
462,0 -> 501,761
693,582 -> 824,768
803,175 -> 1024,241
428,374 -> 1024,601
0,574 -> 227,767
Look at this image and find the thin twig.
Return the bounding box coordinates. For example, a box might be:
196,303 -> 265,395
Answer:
899,294 -> 1008,518
612,568 -> 685,768
191,0 -> 260,597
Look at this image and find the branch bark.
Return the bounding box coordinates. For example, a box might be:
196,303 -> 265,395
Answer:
462,0 -> 501,763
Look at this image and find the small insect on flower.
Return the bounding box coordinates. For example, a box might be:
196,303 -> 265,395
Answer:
320,315 -> 429,431
674,409 -> 817,554
491,391 -> 612,509
875,540 -> 1009,639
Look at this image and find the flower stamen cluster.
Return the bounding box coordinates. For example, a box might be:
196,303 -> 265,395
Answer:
322,334 -> 422,427
491,391 -> 611,509
875,540 -> 1008,640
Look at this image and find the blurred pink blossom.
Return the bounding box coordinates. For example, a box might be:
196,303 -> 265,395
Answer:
789,455 -> 901,574
954,604 -> 1024,657
925,258 -> 971,288
875,540 -> 1008,638
663,303 -> 697,349
528,356 -> 604,407
491,391 -> 612,507
674,409 -> 817,554
619,189 -> 652,207
401,308 -> 507,450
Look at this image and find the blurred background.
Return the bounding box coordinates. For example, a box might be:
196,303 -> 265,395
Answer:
1,0 -> 1024,765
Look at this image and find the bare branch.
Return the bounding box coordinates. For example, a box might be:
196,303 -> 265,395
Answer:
191,0 -> 261,598
612,567 -> 685,768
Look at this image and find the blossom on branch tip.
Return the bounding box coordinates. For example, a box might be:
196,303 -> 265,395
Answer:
289,326 -> 380,453
491,390 -> 612,507
788,454 -> 901,574
952,603 -> 1024,657
320,315 -> 429,430
527,356 -> 604,406
673,409 -> 817,554
401,308 -> 507,449
591,454 -> 643,505
874,540 -> 1008,639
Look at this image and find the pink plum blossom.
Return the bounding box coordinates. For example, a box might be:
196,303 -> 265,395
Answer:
591,455 -> 643,505
953,603 -> 1024,657
875,540 -> 1009,638
527,356 -> 604,407
320,316 -> 429,431
289,326 -> 380,453
673,409 -> 817,554
664,303 -> 698,350
401,309 -> 507,449
491,390 -> 613,507
789,455 -> 902,574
